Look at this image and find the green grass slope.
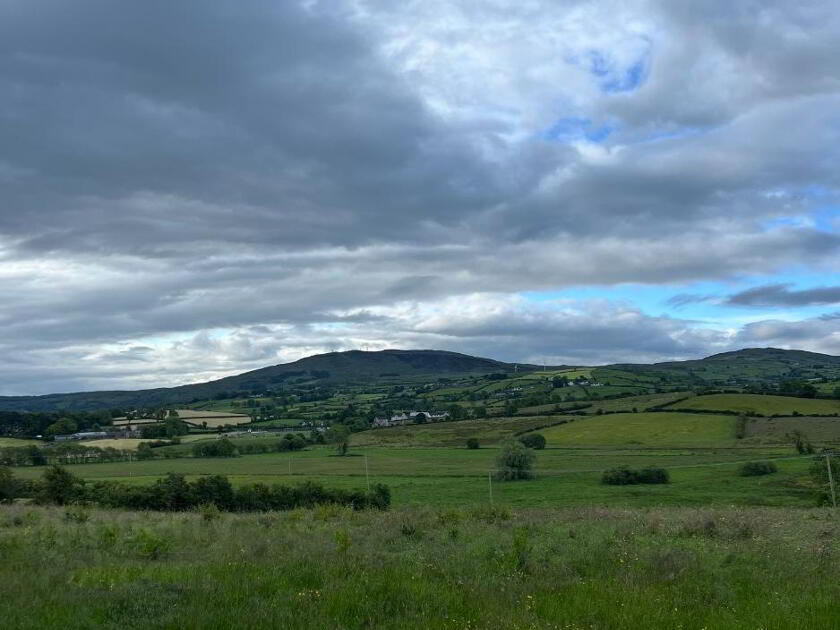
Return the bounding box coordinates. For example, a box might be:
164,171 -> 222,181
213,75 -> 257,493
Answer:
534,412 -> 736,448
668,393 -> 840,416
352,416 -> 567,447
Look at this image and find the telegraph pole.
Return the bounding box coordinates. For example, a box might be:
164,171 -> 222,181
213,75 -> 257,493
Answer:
365,454 -> 370,491
488,471 -> 493,506
827,453 -> 837,509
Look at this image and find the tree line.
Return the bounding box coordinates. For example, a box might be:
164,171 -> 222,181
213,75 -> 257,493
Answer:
0,465 -> 390,512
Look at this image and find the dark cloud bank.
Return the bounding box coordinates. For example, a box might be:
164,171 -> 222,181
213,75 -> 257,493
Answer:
1,1 -> 839,393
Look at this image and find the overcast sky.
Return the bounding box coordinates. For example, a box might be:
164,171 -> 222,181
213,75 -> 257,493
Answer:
2,0 -> 840,395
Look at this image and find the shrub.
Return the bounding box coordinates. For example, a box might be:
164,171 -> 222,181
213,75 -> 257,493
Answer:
466,438 -> 480,450
495,440 -> 535,481
601,466 -> 638,485
602,466 -> 669,485
738,461 -> 778,477
36,465 -> 86,505
192,438 -> 238,458
518,433 -> 546,450
636,467 -> 669,484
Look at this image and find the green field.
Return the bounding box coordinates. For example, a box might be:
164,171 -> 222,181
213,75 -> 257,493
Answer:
1,503 -> 836,629
667,393 -> 840,416
533,412 -> 737,448
0,437 -> 41,447
743,416 -> 840,445
352,416 -> 564,447
9,444 -> 815,508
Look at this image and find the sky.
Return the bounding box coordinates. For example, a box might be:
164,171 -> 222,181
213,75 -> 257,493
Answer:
2,0 -> 840,395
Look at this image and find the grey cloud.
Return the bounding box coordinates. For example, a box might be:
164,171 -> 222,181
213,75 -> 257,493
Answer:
727,284 -> 840,307
1,1 -> 839,393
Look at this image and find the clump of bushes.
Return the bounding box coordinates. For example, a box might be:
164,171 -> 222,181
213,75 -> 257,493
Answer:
602,466 -> 670,485
518,433 -> 546,450
738,461 -> 778,477
192,438 -> 238,458
466,438 -> 480,450
494,440 -> 535,481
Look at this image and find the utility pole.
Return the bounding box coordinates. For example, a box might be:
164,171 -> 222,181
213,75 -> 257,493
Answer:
827,453 -> 837,509
488,471 -> 493,506
365,454 -> 370,491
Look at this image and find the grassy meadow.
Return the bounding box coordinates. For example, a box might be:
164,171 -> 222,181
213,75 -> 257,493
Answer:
534,412 -> 736,448
668,394 -> 840,416
1,503 -> 837,629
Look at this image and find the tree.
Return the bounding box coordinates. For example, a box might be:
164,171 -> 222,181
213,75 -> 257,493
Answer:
0,466 -> 17,503
37,465 -> 85,505
466,438 -> 480,450
46,417 -> 77,436
414,412 -> 427,424
473,406 -> 487,419
519,433 -> 546,449
494,440 -> 535,481
787,430 -> 814,454
326,424 -> 351,456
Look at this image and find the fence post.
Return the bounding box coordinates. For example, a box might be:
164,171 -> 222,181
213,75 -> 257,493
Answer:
827,454 -> 837,509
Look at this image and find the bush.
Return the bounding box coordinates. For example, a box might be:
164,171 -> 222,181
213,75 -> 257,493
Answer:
192,438 -> 238,458
602,466 -> 669,485
518,433 -> 546,450
495,440 -> 535,481
466,438 -> 480,450
738,461 -> 778,477
36,465 -> 86,505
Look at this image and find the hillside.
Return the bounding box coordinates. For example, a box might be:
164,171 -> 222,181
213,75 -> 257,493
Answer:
1,346 -> 838,413
0,349 -> 528,412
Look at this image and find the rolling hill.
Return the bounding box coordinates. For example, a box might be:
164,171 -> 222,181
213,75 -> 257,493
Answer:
1,346 -> 838,413
0,349 -> 533,412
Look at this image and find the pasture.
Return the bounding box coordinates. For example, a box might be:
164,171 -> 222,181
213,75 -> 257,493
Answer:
9,444 -> 813,508
533,412 -> 737,448
351,416 -> 564,447
742,416 -> 840,445
0,437 -> 41,447
667,393 -> 840,416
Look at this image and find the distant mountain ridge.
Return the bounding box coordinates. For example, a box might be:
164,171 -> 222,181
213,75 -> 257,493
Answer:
0,347 -> 836,412
0,349 -> 533,412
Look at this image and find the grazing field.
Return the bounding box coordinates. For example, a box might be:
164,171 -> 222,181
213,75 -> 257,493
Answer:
83,439 -> 151,450
743,416 -> 840,445
582,392 -> 693,414
0,504 -> 836,629
173,409 -> 252,427
352,416 -> 566,447
666,393 -> 840,416
532,412 -> 737,448
0,437 -> 41,447
9,445 -> 814,508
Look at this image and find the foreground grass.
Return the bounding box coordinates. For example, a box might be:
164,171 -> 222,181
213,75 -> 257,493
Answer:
0,504 -> 837,629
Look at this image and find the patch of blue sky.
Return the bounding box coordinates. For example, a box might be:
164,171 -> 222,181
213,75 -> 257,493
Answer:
544,117 -> 613,142
601,60 -> 646,92
587,48 -> 649,93
522,270 -> 840,324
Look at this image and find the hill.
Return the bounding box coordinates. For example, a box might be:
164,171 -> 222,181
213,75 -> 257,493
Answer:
0,349 -> 529,412
1,346 -> 838,413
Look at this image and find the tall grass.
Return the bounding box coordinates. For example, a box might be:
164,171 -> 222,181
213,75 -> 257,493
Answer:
0,504 -> 837,629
